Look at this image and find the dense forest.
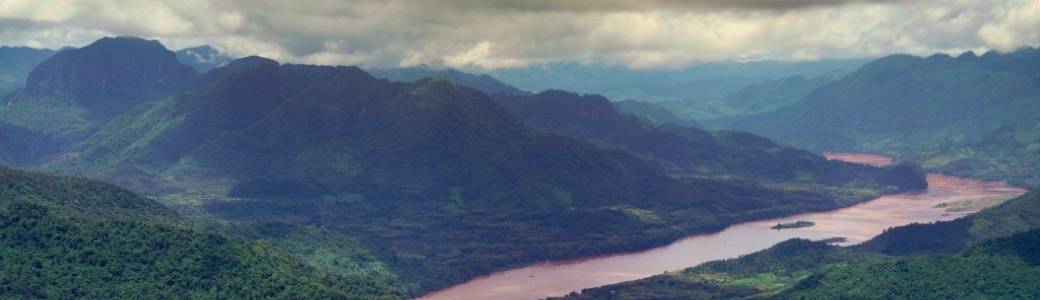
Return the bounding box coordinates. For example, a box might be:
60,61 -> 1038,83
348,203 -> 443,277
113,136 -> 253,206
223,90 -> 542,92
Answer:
0,166 -> 406,299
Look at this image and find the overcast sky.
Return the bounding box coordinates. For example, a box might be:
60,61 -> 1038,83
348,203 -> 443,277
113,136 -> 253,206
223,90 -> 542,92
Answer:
1,0 -> 1038,69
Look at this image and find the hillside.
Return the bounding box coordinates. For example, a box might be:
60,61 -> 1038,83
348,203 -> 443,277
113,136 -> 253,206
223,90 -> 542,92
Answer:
0,166 -> 406,299
557,191 -> 1040,300
723,48 -> 1040,187
0,122 -> 58,166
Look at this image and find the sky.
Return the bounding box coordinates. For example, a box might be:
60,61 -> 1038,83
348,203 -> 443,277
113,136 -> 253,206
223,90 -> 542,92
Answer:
0,0 -> 1038,70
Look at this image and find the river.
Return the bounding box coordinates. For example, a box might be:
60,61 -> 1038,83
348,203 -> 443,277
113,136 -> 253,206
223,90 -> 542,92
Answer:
421,153 -> 1026,300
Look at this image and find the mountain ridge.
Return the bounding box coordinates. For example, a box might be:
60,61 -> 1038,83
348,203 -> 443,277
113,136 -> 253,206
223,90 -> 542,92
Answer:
720,47 -> 1040,187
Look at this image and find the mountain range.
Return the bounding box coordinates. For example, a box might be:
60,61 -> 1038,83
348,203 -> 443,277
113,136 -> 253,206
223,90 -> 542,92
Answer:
368,66 -> 524,95
484,59 -> 870,103
0,36 -> 925,296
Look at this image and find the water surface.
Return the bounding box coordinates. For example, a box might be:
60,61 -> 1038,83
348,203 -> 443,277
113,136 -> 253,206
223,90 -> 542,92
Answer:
422,153 -> 1025,300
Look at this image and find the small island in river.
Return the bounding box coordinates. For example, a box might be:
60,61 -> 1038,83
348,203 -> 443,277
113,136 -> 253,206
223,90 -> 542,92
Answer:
817,237 -> 848,244
771,220 -> 815,230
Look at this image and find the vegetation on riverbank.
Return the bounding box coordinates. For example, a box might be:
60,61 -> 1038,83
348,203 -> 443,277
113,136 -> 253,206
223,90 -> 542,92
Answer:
556,191 -> 1040,299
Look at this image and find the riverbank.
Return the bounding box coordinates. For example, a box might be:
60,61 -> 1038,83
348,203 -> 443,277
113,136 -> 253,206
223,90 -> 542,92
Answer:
421,153 -> 1025,300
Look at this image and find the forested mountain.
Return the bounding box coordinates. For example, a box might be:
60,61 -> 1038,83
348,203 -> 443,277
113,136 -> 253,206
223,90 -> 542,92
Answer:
0,46 -> 55,96
175,45 -> 235,72
558,191 -> 1040,300
722,48 -> 1040,187
368,66 -> 525,95
0,37 -> 197,148
0,166 -> 406,299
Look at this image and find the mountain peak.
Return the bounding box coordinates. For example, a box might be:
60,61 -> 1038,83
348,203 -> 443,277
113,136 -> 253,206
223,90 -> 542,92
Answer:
91,36 -> 166,50
226,56 -> 279,70
21,36 -> 197,119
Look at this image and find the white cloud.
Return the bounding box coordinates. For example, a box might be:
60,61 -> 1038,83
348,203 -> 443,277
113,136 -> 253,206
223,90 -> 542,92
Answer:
979,0 -> 1040,51
0,0 -> 1037,69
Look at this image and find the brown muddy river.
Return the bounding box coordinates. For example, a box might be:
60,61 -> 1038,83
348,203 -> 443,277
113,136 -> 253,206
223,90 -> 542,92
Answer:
421,153 -> 1026,300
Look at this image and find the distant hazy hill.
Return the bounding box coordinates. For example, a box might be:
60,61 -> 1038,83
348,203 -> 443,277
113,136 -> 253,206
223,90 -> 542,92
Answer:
175,45 -> 235,72
368,66 -> 525,95
723,48 -> 1040,187
721,75 -> 836,116
0,46 -> 55,96
657,74 -> 837,122
614,99 -> 701,127
485,59 -> 870,103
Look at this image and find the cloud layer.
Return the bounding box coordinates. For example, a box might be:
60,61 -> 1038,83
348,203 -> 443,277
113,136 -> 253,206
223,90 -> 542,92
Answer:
1,0 -> 1038,69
